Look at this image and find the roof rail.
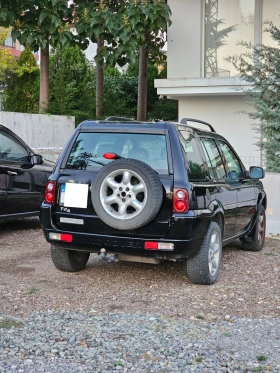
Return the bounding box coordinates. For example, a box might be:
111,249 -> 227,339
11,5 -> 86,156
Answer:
104,116 -> 136,122
180,118 -> 216,133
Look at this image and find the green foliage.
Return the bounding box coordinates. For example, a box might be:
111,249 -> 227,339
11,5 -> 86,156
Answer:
3,46 -> 39,113
49,45 -> 96,124
120,0 -> 172,65
0,1 -> 85,52
0,27 -> 16,83
228,22 -> 280,171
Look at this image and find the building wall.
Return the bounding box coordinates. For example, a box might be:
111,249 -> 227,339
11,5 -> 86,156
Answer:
167,0 -> 203,78
178,95 -> 261,169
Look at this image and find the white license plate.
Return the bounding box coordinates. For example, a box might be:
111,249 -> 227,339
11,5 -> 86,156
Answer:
63,183 -> 89,208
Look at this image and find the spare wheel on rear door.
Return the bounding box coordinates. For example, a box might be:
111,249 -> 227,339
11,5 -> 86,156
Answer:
91,158 -> 163,230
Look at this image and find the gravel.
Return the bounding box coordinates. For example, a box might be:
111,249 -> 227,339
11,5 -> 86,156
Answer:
0,218 -> 280,372
0,310 -> 280,373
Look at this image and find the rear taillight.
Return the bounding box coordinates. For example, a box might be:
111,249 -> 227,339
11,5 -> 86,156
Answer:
172,188 -> 189,213
45,181 -> 56,204
49,232 -> 73,242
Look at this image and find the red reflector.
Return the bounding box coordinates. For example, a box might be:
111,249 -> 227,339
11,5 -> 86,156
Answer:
145,242 -> 158,250
61,234 -> 73,243
103,152 -> 117,159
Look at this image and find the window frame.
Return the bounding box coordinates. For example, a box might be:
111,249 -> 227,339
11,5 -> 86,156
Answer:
0,130 -> 30,163
199,135 -> 228,180
178,131 -> 208,181
216,138 -> 246,180
61,130 -> 173,176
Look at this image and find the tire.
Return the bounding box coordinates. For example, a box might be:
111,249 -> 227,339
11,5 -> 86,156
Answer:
91,158 -> 163,230
241,204 -> 266,252
51,245 -> 90,272
186,222 -> 222,285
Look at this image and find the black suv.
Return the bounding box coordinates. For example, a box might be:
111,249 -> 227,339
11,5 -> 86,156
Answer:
40,117 -> 266,285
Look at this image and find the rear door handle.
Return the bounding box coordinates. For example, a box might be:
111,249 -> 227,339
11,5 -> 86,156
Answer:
7,171 -> 17,176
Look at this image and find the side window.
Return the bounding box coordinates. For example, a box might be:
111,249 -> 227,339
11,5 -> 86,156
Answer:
218,140 -> 243,179
0,132 -> 28,162
179,131 -> 206,180
200,138 -> 226,179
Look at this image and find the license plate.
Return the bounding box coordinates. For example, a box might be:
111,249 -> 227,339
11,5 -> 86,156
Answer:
63,183 -> 89,208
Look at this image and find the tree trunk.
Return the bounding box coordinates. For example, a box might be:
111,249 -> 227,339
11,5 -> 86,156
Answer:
39,44 -> 49,113
96,36 -> 104,118
137,46 -> 148,121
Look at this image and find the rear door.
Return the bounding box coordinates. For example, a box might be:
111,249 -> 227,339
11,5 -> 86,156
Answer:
54,131 -> 173,238
217,139 -> 257,233
200,137 -> 238,238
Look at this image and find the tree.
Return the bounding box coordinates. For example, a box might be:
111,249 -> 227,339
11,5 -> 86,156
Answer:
0,1 -> 86,113
49,45 -> 95,123
0,27 -> 16,84
228,22 -> 280,171
73,0 -> 130,118
3,45 -> 39,113
121,0 -> 172,121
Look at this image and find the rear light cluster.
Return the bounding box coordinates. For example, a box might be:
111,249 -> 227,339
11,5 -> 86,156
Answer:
49,232 -> 73,242
145,242 -> 174,251
45,181 -> 56,204
172,188 -> 189,213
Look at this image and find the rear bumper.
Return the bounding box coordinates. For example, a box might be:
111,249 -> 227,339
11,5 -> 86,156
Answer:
40,205 -> 211,259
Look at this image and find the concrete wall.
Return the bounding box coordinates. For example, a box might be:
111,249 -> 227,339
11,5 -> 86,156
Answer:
0,112 -> 75,161
179,95 -> 261,169
167,0 -> 203,78
263,173 -> 280,236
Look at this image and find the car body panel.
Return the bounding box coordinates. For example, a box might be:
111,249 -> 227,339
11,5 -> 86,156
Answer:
0,125 -> 54,221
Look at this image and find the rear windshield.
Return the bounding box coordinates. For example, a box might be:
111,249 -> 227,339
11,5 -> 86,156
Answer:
65,132 -> 169,174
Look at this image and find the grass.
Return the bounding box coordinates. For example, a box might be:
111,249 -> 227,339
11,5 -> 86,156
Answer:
256,355 -> 268,362
253,367 -> 263,372
28,286 -> 39,295
0,319 -> 24,329
195,314 -> 205,320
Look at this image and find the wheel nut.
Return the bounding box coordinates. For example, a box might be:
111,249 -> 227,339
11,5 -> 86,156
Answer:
128,194 -> 131,198
126,187 -> 129,191
119,187 -> 123,191
122,198 -> 126,202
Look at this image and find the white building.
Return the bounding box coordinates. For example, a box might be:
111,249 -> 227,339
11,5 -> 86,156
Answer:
155,0 -> 280,169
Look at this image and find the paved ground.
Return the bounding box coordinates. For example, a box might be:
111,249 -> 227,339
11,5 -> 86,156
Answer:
0,218 -> 279,320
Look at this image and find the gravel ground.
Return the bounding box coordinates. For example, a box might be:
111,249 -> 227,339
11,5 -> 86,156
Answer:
0,218 -> 280,372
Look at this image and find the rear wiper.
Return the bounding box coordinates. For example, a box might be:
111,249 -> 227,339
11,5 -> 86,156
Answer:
87,158 -> 105,166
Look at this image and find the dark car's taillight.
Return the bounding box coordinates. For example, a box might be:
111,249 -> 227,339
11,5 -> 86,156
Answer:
172,188 -> 189,213
45,181 -> 56,204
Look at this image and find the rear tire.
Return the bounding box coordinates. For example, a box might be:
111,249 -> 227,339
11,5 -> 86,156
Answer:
51,245 -> 90,272
241,204 -> 266,252
186,222 -> 222,285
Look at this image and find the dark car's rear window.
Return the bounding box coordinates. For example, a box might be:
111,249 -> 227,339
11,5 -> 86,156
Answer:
65,132 -> 169,174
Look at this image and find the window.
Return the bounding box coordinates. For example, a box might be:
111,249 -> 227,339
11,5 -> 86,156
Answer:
0,132 -> 28,162
200,138 -> 226,179
218,140 -> 243,179
205,0 -> 255,77
179,132 -> 206,180
66,132 -> 169,174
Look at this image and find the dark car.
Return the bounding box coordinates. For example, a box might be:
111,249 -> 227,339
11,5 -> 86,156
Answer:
0,125 -> 54,221
40,117 -> 266,285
